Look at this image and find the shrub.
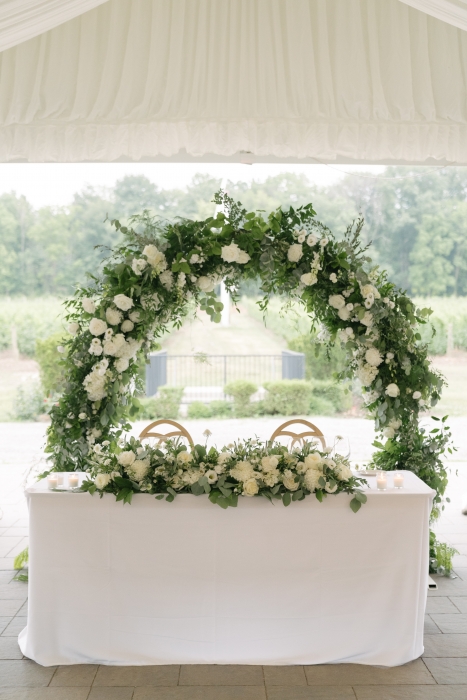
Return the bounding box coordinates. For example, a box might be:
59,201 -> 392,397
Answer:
188,401 -> 212,419
308,394 -> 335,416
35,332 -> 67,395
209,400 -> 233,418
263,380 -> 312,415
311,379 -> 352,413
417,317 -> 447,355
13,381 -> 45,421
287,334 -> 347,380
137,387 -> 184,420
224,380 -> 258,417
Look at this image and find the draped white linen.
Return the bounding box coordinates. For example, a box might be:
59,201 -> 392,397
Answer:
0,0 -> 109,52
1,0 -> 467,163
400,0 -> 467,31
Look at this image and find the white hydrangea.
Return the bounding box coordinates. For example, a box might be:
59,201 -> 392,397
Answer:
159,270 -> 173,290
361,283 -> 381,300
89,318 -> 107,336
360,311 -> 373,327
329,273 -> 337,283
230,460 -> 255,482
261,455 -> 279,471
105,307 -> 123,325
117,451 -> 136,467
365,347 -> 383,367
300,272 -> 318,286
82,366 -> 107,401
126,458 -> 150,482
357,363 -> 379,386
177,272 -> 186,288
237,250 -> 250,264
304,469 -> 322,491
115,338 -> 142,361
329,294 -> 346,310
103,334 -> 126,357
95,473 -> 111,489
129,310 -> 141,323
115,357 -> 129,373
338,307 -> 351,321
287,244 -> 303,263
131,258 -> 147,276
113,294 -> 134,311
82,298 -> 96,314
121,320 -> 134,333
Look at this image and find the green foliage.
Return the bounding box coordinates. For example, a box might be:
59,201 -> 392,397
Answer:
187,401 -> 212,419
224,380 -> 258,417
288,333 -> 348,380
308,394 -> 336,416
434,541 -> 459,576
187,400 -> 233,419
13,381 -> 45,421
137,387 -> 184,420
13,546 -> 29,582
311,379 -> 352,412
0,297 -> 64,356
263,380 -> 312,415
35,332 -> 67,394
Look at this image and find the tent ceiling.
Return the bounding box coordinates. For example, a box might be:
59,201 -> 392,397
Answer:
1,0 -> 466,164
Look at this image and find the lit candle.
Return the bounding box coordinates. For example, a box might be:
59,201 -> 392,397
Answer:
394,472 -> 404,489
376,473 -> 387,491
68,474 -> 79,489
47,475 -> 58,490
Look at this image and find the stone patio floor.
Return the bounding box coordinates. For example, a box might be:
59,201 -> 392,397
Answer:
1,418 -> 467,699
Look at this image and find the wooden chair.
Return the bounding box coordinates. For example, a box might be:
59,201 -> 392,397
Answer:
269,419 -> 326,450
139,419 -> 194,447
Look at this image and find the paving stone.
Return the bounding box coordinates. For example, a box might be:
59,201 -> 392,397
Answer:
450,597 -> 467,612
0,690 -> 89,699
0,600 -> 24,617
0,585 -> 28,601
17,601 -> 28,615
1,616 -> 26,636
454,568 -> 467,581
429,614 -> 467,633
263,666 -> 307,686
179,665 -> 264,686
94,666 -> 179,687
50,664 -> 98,686
0,660 -> 56,687
0,574 -> 14,585
0,638 -> 22,660
423,657 -> 467,684
304,660 -> 435,686
133,688 -> 266,700
423,634 -> 467,657
426,597 -> 459,613
424,615 -> 442,635
87,688 -> 134,700
426,578 -> 467,597
0,560 -> 16,571
354,686 -> 467,699
267,687 -> 355,699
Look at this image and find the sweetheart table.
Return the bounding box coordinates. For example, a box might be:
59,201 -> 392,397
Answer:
19,471 -> 434,667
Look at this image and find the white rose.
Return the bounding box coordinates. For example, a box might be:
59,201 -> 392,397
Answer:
237,250 -> 250,264
197,276 -> 216,293
105,307 -> 123,325
329,294 -> 346,310
386,352 -> 394,360
221,243 -> 240,263
89,339 -> 103,356
121,320 -> 134,333
361,284 -> 380,299
320,237 -> 329,247
297,233 -> 306,243
412,391 -> 421,400
243,478 -> 259,497
287,244 -> 303,263
159,270 -> 174,290
304,453 -> 322,470
307,233 -> 318,247
129,311 -> 140,323
143,245 -> 167,271
95,473 -> 111,489
336,465 -> 353,481
89,318 -> 108,336
261,455 -> 279,472
338,307 -> 351,321
282,470 -> 299,491
329,273 -> 337,283
113,294 -> 134,311
78,412 -> 87,420
131,258 -> 147,276
383,427 -> 395,438
177,451 -> 193,465
365,348 -> 383,367
385,383 -> 400,398
114,357 -> 129,372
82,298 -> 96,314
68,322 -> 79,335
117,450 -> 136,467
301,272 -> 318,286
325,482 -> 338,493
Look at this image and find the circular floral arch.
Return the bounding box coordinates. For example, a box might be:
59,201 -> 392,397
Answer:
47,191 -> 451,510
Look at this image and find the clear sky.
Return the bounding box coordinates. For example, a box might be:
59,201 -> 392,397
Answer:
0,163 -> 384,209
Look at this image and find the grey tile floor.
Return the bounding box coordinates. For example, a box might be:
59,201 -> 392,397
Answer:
1,420 -> 467,698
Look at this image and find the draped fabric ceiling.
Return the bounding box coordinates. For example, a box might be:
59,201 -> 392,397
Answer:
0,0 -> 466,163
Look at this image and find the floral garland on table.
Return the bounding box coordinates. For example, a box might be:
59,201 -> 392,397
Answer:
45,191 -> 452,513
81,436 -> 368,512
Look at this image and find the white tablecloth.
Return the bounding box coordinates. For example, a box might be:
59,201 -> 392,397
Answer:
19,471 -> 434,667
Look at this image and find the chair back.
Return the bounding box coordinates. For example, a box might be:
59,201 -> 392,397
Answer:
269,419 -> 326,450
139,419 -> 194,447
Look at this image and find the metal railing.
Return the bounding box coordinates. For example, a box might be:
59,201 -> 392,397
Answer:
146,350 -> 305,402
